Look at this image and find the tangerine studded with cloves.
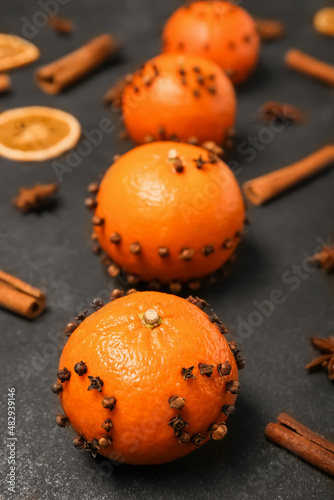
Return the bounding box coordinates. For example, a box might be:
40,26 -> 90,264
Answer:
122,53 -> 236,145
53,291 -> 242,465
162,1 -> 260,85
88,141 -> 245,287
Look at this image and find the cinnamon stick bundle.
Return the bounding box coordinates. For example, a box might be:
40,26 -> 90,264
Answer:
286,49 -> 334,86
36,34 -> 120,94
265,413 -> 334,477
243,145 -> 334,205
0,270 -> 46,319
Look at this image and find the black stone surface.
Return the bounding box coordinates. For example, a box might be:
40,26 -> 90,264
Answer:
1,1 -> 334,499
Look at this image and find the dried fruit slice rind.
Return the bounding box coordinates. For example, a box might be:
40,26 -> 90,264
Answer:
0,106 -> 81,161
0,34 -> 40,71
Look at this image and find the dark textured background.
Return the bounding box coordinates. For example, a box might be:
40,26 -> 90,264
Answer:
1,1 -> 334,499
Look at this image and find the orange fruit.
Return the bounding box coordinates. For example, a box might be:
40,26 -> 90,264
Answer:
122,53 -> 236,145
0,106 -> 81,161
87,141 -> 245,288
53,290 -> 244,465
162,1 -> 260,85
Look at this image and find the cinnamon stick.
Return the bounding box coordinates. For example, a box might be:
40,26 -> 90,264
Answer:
255,18 -> 285,41
36,34 -> 120,94
265,413 -> 334,477
286,49 -> 334,86
0,270 -> 46,319
0,74 -> 11,94
243,145 -> 334,205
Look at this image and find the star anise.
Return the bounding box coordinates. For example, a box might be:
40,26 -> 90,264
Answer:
311,245 -> 334,274
13,183 -> 59,213
305,336 -> 334,381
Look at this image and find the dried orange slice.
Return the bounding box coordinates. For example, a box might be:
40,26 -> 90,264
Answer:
0,34 -> 40,71
0,106 -> 81,161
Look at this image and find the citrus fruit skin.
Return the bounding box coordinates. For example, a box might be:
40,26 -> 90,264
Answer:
162,1 -> 260,85
92,141 -> 245,284
58,291 -> 239,465
122,53 -> 236,145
